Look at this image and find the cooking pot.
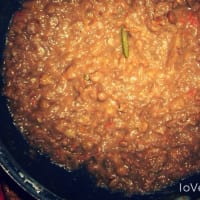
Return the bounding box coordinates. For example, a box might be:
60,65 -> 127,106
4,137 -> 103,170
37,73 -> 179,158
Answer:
0,1 -> 200,199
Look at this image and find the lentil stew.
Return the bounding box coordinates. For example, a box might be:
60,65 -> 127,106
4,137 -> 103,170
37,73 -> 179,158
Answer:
3,0 -> 200,195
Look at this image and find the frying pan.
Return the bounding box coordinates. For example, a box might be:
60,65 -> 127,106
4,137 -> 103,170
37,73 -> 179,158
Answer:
0,1 -> 200,199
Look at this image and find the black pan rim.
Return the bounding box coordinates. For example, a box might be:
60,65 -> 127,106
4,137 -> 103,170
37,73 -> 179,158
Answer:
0,140 -> 65,200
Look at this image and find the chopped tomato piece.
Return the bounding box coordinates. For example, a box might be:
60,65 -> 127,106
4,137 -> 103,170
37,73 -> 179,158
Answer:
179,12 -> 199,27
104,119 -> 114,129
188,12 -> 199,27
13,11 -> 28,22
187,88 -> 197,98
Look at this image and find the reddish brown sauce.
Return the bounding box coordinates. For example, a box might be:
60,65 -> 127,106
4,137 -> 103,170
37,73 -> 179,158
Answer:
3,0 -> 200,194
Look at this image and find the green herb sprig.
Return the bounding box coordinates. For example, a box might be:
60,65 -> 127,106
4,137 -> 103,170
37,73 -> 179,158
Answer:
121,27 -> 129,58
